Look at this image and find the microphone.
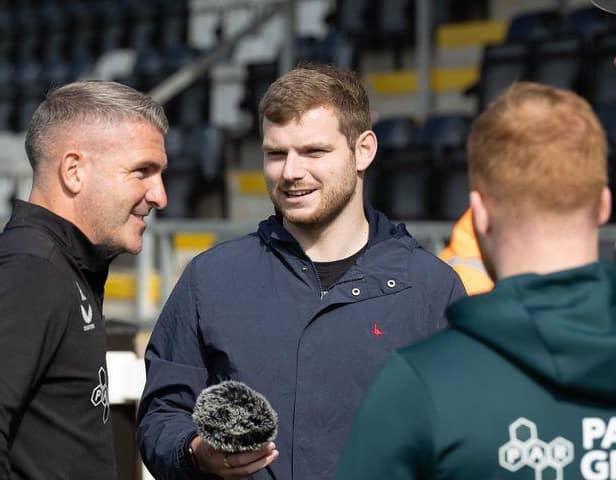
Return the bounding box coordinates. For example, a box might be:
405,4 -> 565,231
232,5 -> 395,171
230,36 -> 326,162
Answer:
192,380 -> 278,453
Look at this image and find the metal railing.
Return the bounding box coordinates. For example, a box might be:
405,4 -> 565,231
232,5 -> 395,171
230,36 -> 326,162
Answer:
132,218 -> 454,321
130,218 -> 616,323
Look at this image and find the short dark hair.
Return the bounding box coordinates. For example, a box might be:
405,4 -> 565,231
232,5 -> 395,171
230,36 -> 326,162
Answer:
259,64 -> 371,149
25,81 -> 168,168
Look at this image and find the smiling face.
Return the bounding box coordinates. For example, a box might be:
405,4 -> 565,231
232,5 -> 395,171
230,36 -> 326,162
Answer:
76,119 -> 167,254
262,106 -> 361,230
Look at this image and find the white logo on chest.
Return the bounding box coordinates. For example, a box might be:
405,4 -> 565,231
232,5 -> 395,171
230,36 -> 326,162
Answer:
499,417 -> 573,479
90,366 -> 110,424
76,281 -> 95,332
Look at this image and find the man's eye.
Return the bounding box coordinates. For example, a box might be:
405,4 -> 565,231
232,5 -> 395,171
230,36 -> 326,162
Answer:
308,149 -> 327,157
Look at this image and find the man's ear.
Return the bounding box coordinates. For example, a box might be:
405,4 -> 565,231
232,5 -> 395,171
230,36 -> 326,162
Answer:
470,190 -> 490,237
598,186 -> 612,226
354,130 -> 377,173
59,152 -> 84,195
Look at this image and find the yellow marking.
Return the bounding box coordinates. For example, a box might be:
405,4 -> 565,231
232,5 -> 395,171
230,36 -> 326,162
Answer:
437,20 -> 507,48
173,232 -> 217,251
367,67 -> 479,94
231,170 -> 268,195
105,272 -> 160,302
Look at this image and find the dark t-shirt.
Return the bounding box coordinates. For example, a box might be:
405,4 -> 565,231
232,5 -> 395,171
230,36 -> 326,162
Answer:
314,244 -> 368,292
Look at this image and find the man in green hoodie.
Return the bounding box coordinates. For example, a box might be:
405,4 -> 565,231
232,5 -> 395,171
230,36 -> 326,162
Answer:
334,81 -> 616,480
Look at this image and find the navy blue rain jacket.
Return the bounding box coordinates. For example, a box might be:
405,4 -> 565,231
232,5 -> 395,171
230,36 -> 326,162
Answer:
137,207 -> 465,480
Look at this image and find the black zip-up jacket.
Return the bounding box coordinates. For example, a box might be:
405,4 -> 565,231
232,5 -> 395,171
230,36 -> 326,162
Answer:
0,200 -> 117,479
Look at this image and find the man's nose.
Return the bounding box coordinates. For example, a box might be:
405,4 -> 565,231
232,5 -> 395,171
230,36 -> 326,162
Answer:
146,174 -> 168,210
281,151 -> 305,182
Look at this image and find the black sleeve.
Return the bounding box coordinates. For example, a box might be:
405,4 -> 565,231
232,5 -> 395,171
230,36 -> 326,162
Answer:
0,257 -> 70,476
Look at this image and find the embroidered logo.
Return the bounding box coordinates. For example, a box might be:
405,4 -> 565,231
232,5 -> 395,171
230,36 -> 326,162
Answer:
499,417 -> 574,479
90,366 -> 110,424
371,323 -> 384,336
76,281 -> 95,332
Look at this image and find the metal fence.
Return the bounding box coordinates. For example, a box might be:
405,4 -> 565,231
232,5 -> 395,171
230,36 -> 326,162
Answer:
131,218 -> 616,322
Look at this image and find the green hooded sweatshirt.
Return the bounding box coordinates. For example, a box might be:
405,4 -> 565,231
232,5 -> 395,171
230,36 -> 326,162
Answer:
335,262 -> 616,480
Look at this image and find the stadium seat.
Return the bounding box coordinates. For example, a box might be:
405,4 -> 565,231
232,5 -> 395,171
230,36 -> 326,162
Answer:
475,42 -> 530,112
69,31 -> 96,78
13,94 -> 44,132
379,0 -> 414,68
432,146 -> 469,221
378,145 -> 433,220
373,116 -> 420,150
133,47 -> 165,91
14,38 -> 42,95
159,127 -> 194,218
0,100 -> 13,131
595,102 -> 616,143
94,0 -> 130,52
418,114 -> 471,162
505,10 -> 562,43
370,116 -> 431,219
418,114 -> 472,220
563,6 -> 612,40
336,0 -> 376,38
530,35 -> 585,92
240,61 -> 279,135
161,124 -> 227,218
586,33 -> 616,106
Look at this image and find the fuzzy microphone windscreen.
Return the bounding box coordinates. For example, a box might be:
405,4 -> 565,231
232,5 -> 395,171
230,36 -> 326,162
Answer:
192,380 -> 278,452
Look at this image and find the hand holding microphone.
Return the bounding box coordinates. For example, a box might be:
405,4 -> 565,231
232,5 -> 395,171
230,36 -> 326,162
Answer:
191,381 -> 279,479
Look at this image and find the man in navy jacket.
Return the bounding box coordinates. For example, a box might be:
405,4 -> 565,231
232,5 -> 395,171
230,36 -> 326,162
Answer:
137,64 -> 465,480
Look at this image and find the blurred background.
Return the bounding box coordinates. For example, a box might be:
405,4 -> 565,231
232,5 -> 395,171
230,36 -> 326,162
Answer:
1,0 -> 616,478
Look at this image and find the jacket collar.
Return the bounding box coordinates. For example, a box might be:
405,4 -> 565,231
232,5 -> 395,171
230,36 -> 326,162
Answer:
257,203 -> 413,250
5,200 -> 115,274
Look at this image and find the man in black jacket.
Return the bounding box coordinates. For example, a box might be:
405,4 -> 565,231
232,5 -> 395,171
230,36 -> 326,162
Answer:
0,81 -> 168,479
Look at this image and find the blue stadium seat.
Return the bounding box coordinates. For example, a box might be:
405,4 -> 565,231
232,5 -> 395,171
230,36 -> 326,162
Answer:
506,10 -> 562,43
240,62 -> 279,135
419,114 -> 471,162
419,114 -> 472,221
378,145 -> 433,220
595,102 -> 616,223
595,102 -> 616,144
337,0 -> 375,37
161,124 -> 227,218
587,33 -> 616,105
373,116 -> 420,150
563,6 -> 612,39
476,42 -> 531,112
369,116 -> 431,219
531,35 -> 585,92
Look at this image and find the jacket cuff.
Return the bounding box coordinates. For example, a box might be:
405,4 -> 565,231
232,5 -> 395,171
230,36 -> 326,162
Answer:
176,432 -> 221,480
176,431 -> 200,476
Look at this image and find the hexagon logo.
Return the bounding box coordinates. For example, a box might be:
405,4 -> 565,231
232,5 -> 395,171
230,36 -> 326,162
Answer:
499,440 -> 526,472
90,366 -> 110,424
536,464 -> 562,480
549,437 -> 574,467
525,439 -> 549,470
498,418 -> 574,479
510,417 -> 538,444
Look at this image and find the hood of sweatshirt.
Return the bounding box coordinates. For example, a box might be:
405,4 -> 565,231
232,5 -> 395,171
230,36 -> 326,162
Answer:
448,261 -> 616,400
